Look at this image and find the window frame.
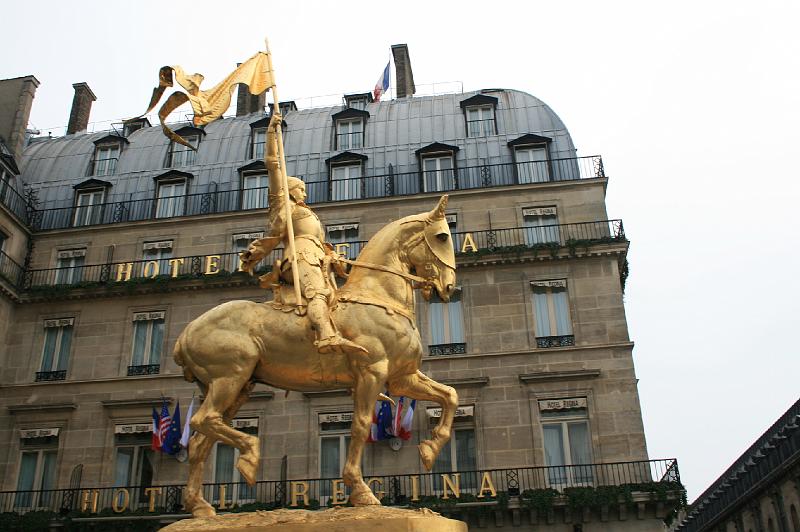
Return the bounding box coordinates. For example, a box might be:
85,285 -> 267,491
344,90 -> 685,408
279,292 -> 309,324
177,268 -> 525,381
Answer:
465,105 -> 496,137
530,280 -> 574,348
251,128 -> 267,160
459,93 -> 499,138
154,179 -> 187,218
129,311 -> 166,375
37,317 -> 74,381
330,162 -> 363,201
538,399 -> 594,487
427,287 -> 466,355
54,248 -> 86,285
14,444 -> 59,510
73,188 -> 106,227
92,143 -> 120,176
335,118 -> 364,150
167,134 -> 200,167
522,206 -> 560,246
241,172 -> 269,210
421,153 -> 456,193
211,419 -> 258,505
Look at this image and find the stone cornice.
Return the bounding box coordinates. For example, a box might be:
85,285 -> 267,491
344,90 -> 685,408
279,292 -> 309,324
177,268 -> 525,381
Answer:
518,369 -> 602,383
7,402 -> 77,413
101,397 -> 173,409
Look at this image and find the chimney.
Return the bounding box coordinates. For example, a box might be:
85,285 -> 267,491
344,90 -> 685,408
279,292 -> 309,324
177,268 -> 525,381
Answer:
0,75 -> 40,160
391,44 -> 416,99
236,64 -> 266,116
67,82 -> 96,134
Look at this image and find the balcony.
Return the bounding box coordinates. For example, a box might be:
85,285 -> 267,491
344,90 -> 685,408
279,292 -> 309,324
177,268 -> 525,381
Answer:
25,156 -> 605,231
0,459 -> 682,524
34,370 -> 66,382
429,343 -> 467,356
127,364 -> 160,376
536,335 -> 575,349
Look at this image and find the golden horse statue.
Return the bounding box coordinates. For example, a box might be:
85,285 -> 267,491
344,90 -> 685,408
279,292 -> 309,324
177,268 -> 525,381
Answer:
174,196 -> 458,517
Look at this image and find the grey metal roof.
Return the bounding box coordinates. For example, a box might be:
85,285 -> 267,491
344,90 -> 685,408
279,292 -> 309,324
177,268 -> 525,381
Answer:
18,88 -> 577,209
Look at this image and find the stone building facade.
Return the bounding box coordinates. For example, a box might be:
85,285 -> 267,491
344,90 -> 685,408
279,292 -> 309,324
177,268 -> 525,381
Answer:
0,47 -> 681,530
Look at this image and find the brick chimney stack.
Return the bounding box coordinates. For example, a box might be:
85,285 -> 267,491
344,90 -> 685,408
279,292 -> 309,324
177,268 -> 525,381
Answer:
391,44 -> 416,99
236,64 -> 266,116
0,75 -> 39,160
67,82 -> 96,135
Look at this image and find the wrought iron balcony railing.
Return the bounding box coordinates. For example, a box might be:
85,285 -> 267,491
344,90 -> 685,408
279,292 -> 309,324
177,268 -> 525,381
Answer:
429,343 -> 467,356
0,248 -> 24,288
0,459 -> 680,516
25,156 -> 605,231
536,335 -> 575,349
127,364 -> 160,376
17,220 -> 624,293
34,370 -> 67,382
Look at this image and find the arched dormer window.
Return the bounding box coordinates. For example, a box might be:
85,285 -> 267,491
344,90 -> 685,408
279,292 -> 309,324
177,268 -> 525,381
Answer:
331,108 -> 369,150
153,170 -> 193,218
507,134 -> 553,183
72,178 -> 112,227
167,126 -> 205,168
325,151 -> 368,201
91,134 -> 128,176
459,94 -> 499,137
415,142 -> 460,193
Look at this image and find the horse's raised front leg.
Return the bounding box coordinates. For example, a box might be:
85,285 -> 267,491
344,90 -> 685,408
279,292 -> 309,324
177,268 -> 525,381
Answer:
344,360 -> 387,506
389,369 -> 458,471
185,382 -> 254,518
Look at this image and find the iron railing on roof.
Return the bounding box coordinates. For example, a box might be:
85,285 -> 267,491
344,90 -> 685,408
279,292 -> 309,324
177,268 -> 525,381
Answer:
26,156 -> 605,231
0,459 -> 679,516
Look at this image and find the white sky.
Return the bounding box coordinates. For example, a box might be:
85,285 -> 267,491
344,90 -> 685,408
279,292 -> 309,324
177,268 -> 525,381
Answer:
3,0 -> 798,501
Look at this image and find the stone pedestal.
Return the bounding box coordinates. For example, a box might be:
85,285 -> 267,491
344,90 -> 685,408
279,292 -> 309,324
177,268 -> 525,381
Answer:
160,506 -> 467,532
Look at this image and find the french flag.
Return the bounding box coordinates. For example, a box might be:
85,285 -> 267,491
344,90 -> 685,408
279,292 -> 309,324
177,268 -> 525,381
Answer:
393,397 -> 416,441
373,62 -> 390,102
151,408 -> 162,451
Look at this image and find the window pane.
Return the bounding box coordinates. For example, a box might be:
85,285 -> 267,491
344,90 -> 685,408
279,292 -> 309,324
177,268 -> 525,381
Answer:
131,321 -> 147,366
431,435 -> 453,491
455,430 -> 477,490
56,326 -> 72,371
517,148 -> 549,183
148,319 -> 164,365
215,444 -> 236,484
138,448 -> 155,487
39,451 -> 57,492
543,424 -> 567,484
447,300 -> 465,343
428,302 -> 445,345
40,328 -> 58,372
114,448 -> 135,486
533,291 -> 551,337
552,290 -> 572,335
568,422 -> 593,483
320,437 -> 341,479
17,453 -> 38,491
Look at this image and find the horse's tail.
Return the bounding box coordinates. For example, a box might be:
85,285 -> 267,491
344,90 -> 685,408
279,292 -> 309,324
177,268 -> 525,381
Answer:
173,332 -> 196,383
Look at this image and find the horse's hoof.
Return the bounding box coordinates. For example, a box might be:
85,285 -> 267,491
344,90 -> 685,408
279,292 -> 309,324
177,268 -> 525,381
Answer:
419,440 -> 436,471
236,454 -> 259,486
350,487 -> 381,506
191,503 -> 216,518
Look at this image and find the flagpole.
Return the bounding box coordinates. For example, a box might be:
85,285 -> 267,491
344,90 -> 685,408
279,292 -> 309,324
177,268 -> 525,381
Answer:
264,38 -> 304,312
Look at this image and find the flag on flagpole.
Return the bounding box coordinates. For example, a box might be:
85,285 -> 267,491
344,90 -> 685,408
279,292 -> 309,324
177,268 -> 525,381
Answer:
158,399 -> 171,453
163,400 -> 182,455
373,62 -> 390,102
397,398 -> 416,440
367,396 -> 394,442
180,396 -> 194,448
151,408 -> 162,451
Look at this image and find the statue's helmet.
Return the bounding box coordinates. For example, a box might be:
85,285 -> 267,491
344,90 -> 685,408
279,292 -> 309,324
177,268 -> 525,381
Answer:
287,176 -> 305,190
423,196 -> 456,269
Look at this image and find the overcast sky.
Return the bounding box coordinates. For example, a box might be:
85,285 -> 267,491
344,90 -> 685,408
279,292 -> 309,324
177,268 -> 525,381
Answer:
3,0 -> 798,501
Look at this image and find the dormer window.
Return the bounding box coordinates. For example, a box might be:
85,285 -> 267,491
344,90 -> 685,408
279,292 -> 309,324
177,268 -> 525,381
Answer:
460,94 -> 499,137
344,92 -> 373,111
326,152 -> 368,201
153,170 -> 192,218
331,108 -> 369,151
415,142 -> 460,193
91,134 -> 128,176
508,134 -> 553,183
122,117 -> 150,137
248,116 -> 274,160
268,101 -> 298,117
167,126 -> 204,167
72,178 -> 111,227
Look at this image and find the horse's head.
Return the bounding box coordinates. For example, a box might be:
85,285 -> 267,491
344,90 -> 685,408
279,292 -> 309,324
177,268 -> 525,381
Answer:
407,195 -> 457,302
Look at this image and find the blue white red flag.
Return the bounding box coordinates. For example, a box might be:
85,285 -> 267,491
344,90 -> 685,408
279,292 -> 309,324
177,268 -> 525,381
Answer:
158,399 -> 171,452
394,397 -> 416,441
151,408 -> 162,451
373,62 -> 390,102
367,396 -> 394,442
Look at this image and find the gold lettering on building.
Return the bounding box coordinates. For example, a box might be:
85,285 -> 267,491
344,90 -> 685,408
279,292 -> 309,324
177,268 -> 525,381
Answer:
168,258 -> 184,278
115,263 -> 133,282
331,479 -> 348,505
410,475 -> 420,501
334,243 -> 350,258
367,478 -> 385,499
143,260 -> 160,278
460,233 -> 478,253
476,472 -> 497,498
441,473 -> 460,499
217,484 -> 227,510
144,487 -> 162,512
205,255 -> 222,275
289,481 -> 309,507
112,488 -> 130,513
81,489 -> 99,513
